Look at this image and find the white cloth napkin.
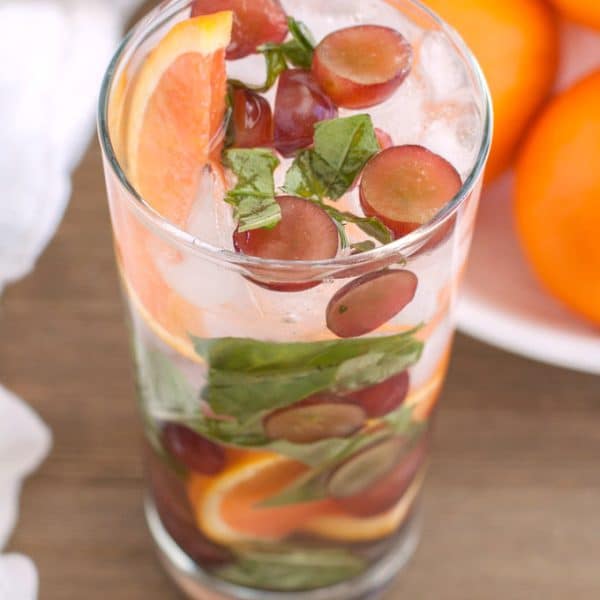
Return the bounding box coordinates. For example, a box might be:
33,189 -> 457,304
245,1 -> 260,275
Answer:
0,1 -> 142,598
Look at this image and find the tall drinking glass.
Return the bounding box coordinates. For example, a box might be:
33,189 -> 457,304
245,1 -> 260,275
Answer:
99,1 -> 492,598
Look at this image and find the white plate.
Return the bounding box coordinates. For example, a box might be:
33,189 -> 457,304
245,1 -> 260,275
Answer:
457,172 -> 600,374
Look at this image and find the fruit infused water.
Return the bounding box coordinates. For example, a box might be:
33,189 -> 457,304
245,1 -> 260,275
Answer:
99,0 -> 491,597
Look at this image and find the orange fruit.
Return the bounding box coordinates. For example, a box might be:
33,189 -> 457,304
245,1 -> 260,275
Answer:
108,12 -> 232,358
515,70 -> 600,326
549,0 -> 600,30
423,0 -> 559,180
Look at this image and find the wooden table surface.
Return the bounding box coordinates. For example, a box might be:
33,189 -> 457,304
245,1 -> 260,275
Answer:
2,133 -> 600,599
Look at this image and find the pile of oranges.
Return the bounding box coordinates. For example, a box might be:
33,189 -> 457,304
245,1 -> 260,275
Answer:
426,0 -> 600,326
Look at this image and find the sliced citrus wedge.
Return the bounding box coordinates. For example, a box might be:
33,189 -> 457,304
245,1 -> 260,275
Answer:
120,264 -> 206,364
109,12 -> 232,360
126,11 -> 232,224
188,448 -> 426,545
187,451 -> 338,545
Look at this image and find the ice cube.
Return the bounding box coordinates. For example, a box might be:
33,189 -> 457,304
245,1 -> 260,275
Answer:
186,165 -> 235,250
419,31 -> 468,101
420,116 -> 474,179
369,75 -> 426,144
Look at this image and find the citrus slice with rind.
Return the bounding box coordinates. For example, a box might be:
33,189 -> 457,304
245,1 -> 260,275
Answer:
188,446 -> 428,545
187,451 -> 338,545
109,12 -> 232,361
126,12 -> 232,223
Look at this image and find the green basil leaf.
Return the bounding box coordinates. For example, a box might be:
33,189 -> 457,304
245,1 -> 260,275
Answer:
334,351 -> 416,393
230,17 -> 314,92
261,47 -> 289,90
288,17 -> 316,50
279,17 -> 315,68
217,546 -> 366,591
237,196 -> 282,232
192,330 -> 423,423
283,149 -> 328,200
258,17 -> 315,72
223,148 -> 281,231
224,148 -> 279,199
285,115 -> 380,200
317,202 -> 394,245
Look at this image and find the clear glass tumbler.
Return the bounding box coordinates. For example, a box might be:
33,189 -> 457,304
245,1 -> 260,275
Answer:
98,1 -> 492,598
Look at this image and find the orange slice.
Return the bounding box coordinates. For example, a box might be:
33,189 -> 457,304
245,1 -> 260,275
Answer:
187,451 -> 338,545
108,12 -> 232,358
126,12 -> 232,224
120,267 -> 207,363
188,446 -> 426,545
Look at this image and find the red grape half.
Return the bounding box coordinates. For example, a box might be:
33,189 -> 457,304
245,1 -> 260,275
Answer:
162,424 -> 226,476
360,145 -> 462,239
345,371 -> 410,418
191,0 -> 288,60
146,445 -> 232,564
326,269 -> 418,338
264,395 -> 366,444
327,437 -> 404,501
274,69 -> 338,157
312,25 -> 412,109
233,196 -> 339,291
231,87 -> 273,148
234,195 -> 339,261
336,435 -> 429,517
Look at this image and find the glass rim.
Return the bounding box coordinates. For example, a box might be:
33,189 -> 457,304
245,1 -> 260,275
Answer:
97,0 -> 493,272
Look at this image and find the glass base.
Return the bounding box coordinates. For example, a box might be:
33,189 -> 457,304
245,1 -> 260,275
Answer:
145,497 -> 421,600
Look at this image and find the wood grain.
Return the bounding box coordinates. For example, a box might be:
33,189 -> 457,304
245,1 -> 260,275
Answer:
2,31 -> 600,599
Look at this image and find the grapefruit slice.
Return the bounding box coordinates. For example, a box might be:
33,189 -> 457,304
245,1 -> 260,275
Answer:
109,12 -> 232,360
126,11 -> 232,224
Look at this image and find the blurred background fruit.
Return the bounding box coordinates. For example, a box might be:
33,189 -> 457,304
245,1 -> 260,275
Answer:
548,0 -> 600,30
441,0 -> 600,367
425,0 -> 559,181
515,71 -> 600,326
